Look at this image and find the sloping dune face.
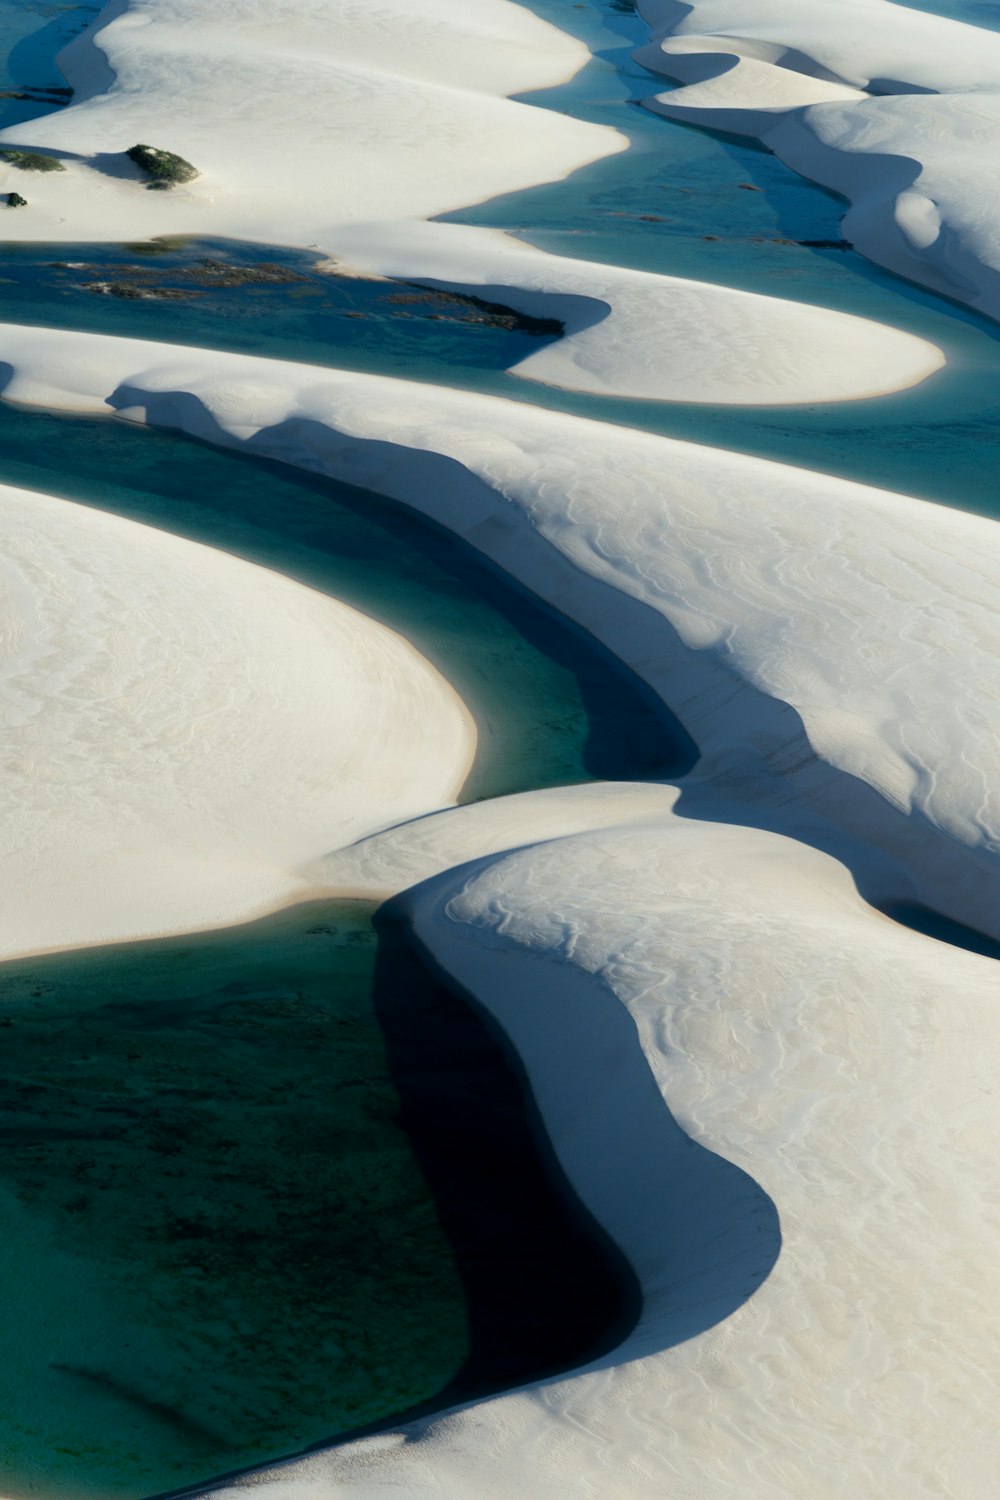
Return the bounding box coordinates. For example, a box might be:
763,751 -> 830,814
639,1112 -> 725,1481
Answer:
0,482 -> 472,957
0,0 -> 619,238
2,326 -> 996,934
0,0 -> 943,405
304,814 -> 999,1500
637,0 -> 1000,319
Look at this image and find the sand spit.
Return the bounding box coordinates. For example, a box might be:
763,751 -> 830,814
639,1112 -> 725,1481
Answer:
333,222 -> 943,405
0,479 -> 473,958
0,0 -> 941,403
2,324 -> 997,940
638,0 -> 1000,321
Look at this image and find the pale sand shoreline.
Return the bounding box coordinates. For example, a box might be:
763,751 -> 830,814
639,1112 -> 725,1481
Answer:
0,477 -> 474,961
2,320 -> 997,943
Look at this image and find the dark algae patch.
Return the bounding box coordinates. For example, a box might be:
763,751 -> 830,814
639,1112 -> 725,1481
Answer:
0,403 -> 680,1497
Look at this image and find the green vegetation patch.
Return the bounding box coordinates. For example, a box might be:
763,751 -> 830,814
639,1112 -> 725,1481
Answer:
0,149 -> 64,172
126,143 -> 199,186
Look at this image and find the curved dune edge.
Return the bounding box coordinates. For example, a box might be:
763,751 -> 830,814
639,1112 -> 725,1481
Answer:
332,221 -> 943,405
0,478 -> 474,960
202,810 -> 1000,1500
0,0 -> 943,404
636,0 -> 1000,322
1,323 -> 997,934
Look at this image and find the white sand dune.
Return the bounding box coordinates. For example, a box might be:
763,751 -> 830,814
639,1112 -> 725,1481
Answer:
637,0 -> 1000,320
0,0 -> 619,238
2,324 -> 997,942
303,779 -> 684,897
207,808 -> 1000,1500
334,221 -> 942,404
0,0 -> 941,404
0,479 -> 473,958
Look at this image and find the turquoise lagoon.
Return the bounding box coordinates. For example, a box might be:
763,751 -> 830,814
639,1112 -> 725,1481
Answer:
0,0 -> 996,1494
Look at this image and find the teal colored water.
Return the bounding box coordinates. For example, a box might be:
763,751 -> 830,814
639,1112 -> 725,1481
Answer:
0,401 -> 692,802
892,0 -> 1000,29
0,903 -> 466,1499
0,0 -> 96,128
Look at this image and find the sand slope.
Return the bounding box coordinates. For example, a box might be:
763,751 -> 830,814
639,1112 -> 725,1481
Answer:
0,480 -> 473,957
2,324 -> 996,940
638,0 -> 1000,320
208,807 -> 1000,1500
0,0 -> 942,404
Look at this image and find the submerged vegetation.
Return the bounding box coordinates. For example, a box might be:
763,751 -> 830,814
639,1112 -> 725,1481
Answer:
127,142 -> 199,186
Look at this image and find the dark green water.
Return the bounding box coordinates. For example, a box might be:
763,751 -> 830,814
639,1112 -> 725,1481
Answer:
0,900 -> 633,1499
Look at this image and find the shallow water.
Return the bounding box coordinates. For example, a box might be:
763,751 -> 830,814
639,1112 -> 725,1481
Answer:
892,0 -> 1000,29
3,0 -> 997,519
0,400 -> 692,802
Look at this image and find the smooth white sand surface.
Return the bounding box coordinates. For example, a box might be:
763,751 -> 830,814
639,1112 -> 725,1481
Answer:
0,479 -> 473,958
334,222 -> 943,404
637,0 -> 1000,320
0,0 -> 943,404
303,780 -> 684,897
0,0 -> 618,238
207,810 -> 1000,1500
2,324 -> 996,940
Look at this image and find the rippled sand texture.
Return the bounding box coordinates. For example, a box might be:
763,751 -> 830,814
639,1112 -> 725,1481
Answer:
3,325 -> 997,935
313,812 -> 999,1500
0,0 -> 945,403
0,481 -> 473,956
638,0 -> 1000,320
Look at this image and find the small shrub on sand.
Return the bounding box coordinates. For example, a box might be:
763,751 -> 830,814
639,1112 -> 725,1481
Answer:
6,193 -> 27,208
126,143 -> 199,186
0,149 -> 64,172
